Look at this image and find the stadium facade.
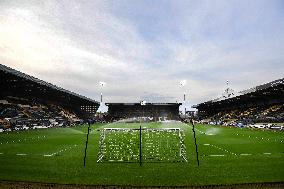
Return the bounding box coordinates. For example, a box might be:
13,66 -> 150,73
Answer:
106,103 -> 181,121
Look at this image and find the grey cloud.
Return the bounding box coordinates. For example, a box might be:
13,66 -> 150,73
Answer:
1,0 -> 284,110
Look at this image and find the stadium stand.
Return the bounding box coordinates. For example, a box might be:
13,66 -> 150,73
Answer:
0,64 -> 99,131
193,78 -> 284,129
106,103 -> 181,122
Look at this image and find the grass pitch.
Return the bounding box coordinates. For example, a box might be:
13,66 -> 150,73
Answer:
0,122 -> 283,186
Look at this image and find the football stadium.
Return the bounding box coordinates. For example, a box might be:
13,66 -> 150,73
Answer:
1,1 -> 284,189
0,65 -> 284,188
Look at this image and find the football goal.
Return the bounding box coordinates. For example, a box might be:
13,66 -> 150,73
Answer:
97,127 -> 187,163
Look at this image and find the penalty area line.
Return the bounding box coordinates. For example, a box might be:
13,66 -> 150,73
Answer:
206,153 -> 275,157
43,144 -> 78,157
209,154 -> 225,157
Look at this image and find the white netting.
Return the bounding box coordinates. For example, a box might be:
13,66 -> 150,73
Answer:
97,128 -> 187,163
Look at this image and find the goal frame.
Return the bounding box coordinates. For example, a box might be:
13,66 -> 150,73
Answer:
97,127 -> 187,163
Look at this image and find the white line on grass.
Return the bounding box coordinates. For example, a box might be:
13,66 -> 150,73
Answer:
0,153 -> 3,155
209,154 -> 225,157
209,144 -> 237,155
263,153 -> 271,155
240,154 -> 252,156
43,145 -> 78,157
16,153 -> 27,156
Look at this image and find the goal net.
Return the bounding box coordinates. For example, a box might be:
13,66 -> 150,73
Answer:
97,128 -> 187,163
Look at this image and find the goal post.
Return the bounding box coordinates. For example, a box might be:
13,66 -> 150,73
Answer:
97,127 -> 187,163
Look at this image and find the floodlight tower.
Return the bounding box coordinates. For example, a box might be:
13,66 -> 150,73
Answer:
180,80 -> 187,115
225,80 -> 229,96
99,81 -> 106,103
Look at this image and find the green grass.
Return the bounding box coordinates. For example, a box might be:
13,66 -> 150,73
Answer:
0,122 -> 283,186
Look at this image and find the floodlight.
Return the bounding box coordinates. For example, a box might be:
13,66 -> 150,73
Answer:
99,81 -> 106,87
99,81 -> 106,103
179,80 -> 187,115
180,80 -> 186,87
141,100 -> 146,105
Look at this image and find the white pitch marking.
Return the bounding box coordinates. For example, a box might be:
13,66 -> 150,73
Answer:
209,144 -> 236,155
204,144 -> 210,146
209,154 -> 225,157
43,154 -> 53,157
240,153 -> 251,156
0,153 -> 3,155
43,145 -> 79,157
263,153 -> 271,155
16,153 -> 27,156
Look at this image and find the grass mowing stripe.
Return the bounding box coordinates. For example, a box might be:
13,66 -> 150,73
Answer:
0,123 -> 283,186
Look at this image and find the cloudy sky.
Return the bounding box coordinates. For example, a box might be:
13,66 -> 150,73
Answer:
0,0 -> 284,109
